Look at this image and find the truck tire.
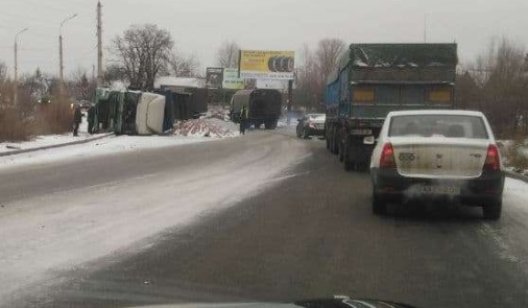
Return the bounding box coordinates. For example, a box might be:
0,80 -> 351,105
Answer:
331,129 -> 339,155
339,141 -> 344,162
265,121 -> 277,129
303,128 -> 310,139
372,190 -> 387,215
482,199 -> 502,220
343,137 -> 354,171
344,158 -> 355,171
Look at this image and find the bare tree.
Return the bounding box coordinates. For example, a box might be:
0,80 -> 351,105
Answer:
169,53 -> 201,77
112,24 -> 174,91
460,37 -> 528,135
315,38 -> 346,83
294,39 -> 346,111
0,61 -> 7,85
216,40 -> 240,68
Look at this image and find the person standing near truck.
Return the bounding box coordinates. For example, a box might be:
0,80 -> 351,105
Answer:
87,105 -> 95,134
72,105 -> 83,137
239,106 -> 248,135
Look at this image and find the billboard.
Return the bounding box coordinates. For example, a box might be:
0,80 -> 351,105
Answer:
206,67 -> 224,89
222,68 -> 244,90
239,50 -> 295,80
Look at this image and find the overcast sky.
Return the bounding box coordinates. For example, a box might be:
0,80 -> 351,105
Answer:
1,0 -> 527,78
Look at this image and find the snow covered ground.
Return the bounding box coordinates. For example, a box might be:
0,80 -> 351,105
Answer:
0,135 -> 213,169
0,133 -> 308,303
0,107 -> 241,170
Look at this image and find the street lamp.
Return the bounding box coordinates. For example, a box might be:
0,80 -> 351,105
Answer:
59,13 -> 77,92
13,27 -> 28,106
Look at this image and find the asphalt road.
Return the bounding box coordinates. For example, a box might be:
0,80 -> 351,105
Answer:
4,128 -> 528,307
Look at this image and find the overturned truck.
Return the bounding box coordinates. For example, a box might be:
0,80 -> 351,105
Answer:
91,88 -> 207,135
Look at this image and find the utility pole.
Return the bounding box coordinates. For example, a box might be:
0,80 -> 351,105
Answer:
287,79 -> 293,126
59,13 -> 78,95
13,28 -> 28,106
97,1 -> 103,86
424,14 -> 428,43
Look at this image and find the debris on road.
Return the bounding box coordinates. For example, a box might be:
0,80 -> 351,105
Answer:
173,105 -> 239,138
173,118 -> 239,138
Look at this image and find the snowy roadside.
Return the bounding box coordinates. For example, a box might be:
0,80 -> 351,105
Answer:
0,135 -> 213,169
0,108 -> 241,170
0,112 -> 104,155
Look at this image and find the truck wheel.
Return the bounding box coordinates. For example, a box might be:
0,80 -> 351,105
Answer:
339,142 -> 344,162
344,159 -> 355,171
331,132 -> 339,155
303,129 -> 310,139
482,199 -> 502,220
372,191 -> 387,215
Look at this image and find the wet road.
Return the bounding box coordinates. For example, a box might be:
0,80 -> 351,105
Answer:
4,128 -> 528,307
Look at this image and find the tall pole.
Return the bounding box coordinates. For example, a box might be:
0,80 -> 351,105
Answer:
97,1 -> 103,86
13,28 -> 28,106
59,13 -> 78,95
424,14 -> 428,43
59,34 -> 64,87
287,79 -> 293,126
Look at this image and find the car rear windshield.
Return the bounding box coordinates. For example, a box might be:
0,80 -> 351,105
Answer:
389,114 -> 489,139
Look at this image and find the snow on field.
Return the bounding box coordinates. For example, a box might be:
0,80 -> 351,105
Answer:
0,134 -> 307,303
0,135 -> 212,169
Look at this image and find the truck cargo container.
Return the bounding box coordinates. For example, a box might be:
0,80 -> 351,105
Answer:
230,89 -> 282,129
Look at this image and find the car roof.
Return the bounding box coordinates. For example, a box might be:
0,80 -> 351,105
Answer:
388,109 -> 484,117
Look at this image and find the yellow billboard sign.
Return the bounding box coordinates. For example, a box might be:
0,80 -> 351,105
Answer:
239,50 -> 295,80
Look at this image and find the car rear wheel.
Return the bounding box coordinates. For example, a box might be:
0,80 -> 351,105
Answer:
482,199 -> 502,220
372,190 -> 387,215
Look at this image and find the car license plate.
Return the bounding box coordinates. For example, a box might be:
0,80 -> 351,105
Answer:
351,129 -> 372,135
421,185 -> 460,195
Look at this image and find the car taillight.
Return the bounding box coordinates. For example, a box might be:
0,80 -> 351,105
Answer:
483,144 -> 500,171
380,143 -> 396,169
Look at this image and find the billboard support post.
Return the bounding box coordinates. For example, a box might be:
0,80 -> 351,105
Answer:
287,79 -> 293,126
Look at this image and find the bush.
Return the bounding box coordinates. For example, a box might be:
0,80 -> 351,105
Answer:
502,136 -> 528,171
0,107 -> 33,142
0,95 -> 74,143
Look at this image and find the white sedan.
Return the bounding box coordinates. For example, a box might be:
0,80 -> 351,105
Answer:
370,110 -> 505,219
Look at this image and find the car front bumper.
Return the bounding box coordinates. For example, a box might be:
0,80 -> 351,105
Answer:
371,168 -> 505,205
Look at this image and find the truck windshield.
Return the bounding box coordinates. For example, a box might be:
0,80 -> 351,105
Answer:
389,114 -> 489,139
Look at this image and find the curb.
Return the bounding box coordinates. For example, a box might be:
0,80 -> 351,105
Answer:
505,170 -> 528,184
0,133 -> 114,158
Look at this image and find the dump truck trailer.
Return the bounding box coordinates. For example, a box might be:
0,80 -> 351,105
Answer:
325,43 -> 458,170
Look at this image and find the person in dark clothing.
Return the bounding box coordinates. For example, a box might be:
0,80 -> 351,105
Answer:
87,105 -> 95,134
239,106 -> 248,135
73,105 -> 83,137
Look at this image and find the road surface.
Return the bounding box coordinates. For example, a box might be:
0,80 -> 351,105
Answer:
2,128 -> 528,307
